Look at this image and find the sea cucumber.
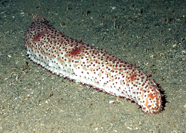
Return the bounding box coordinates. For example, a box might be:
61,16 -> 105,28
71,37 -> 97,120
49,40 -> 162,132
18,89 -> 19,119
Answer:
25,14 -> 162,113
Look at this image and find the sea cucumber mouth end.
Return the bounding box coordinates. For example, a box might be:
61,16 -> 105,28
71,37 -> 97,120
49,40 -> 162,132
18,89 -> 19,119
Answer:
31,14 -> 46,23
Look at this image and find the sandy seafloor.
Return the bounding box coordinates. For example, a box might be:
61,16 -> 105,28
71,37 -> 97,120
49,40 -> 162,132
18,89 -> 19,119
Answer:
0,0 -> 186,132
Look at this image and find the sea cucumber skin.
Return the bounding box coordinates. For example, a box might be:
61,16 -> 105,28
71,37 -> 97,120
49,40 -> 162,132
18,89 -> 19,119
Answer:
25,14 -> 162,114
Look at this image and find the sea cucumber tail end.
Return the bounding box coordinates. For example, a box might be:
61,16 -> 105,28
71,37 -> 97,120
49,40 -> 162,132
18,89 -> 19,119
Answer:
141,85 -> 162,114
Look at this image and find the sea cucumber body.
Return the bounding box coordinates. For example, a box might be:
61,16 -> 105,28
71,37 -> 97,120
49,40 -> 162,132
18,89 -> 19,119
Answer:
25,14 -> 162,113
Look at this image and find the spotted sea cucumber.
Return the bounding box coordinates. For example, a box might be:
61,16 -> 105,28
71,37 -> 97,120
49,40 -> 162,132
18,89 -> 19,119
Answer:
25,14 -> 162,113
